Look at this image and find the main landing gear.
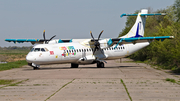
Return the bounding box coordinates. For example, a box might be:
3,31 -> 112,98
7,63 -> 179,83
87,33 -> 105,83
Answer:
97,62 -> 104,68
71,63 -> 79,68
71,62 -> 104,68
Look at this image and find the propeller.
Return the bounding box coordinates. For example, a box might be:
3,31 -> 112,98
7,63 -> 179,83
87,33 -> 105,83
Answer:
90,30 -> 104,55
42,30 -> 56,44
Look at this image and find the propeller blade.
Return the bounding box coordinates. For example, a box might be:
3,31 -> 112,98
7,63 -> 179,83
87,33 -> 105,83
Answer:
49,35 -> 56,41
93,47 -> 97,55
90,31 -> 95,41
43,30 -> 46,40
97,30 -> 104,41
43,30 -> 47,44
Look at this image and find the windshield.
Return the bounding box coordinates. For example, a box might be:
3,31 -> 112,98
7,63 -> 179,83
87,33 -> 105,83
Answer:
30,48 -> 48,52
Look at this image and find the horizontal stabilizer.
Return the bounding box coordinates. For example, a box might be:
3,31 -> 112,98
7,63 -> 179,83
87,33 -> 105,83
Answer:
120,13 -> 166,17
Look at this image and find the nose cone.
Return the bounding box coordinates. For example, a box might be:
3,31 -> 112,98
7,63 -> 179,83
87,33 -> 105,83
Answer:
26,53 -> 34,63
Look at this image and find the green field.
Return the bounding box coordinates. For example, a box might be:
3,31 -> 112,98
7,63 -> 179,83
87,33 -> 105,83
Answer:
0,46 -> 30,71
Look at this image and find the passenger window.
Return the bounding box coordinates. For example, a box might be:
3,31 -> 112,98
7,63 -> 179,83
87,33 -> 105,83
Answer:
77,49 -> 78,52
74,50 -> 76,52
79,49 -> 81,52
72,50 -> 73,52
41,48 -> 46,52
34,48 -> 40,52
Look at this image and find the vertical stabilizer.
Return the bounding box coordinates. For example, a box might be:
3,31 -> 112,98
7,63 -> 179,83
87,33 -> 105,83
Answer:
121,9 -> 148,38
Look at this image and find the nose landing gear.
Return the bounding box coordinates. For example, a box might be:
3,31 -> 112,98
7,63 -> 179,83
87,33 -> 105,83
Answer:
28,63 -> 40,70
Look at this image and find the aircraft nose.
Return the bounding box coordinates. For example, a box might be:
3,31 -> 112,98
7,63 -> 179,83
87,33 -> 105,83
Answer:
26,54 -> 34,63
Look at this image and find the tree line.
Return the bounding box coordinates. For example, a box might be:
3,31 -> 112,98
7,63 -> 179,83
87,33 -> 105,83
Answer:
119,0 -> 180,71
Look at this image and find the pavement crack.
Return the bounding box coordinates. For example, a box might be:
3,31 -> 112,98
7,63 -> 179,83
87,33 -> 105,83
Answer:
45,79 -> 75,101
121,79 -> 132,101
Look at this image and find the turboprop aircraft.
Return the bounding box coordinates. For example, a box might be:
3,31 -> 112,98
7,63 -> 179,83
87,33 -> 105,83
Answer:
5,9 -> 174,70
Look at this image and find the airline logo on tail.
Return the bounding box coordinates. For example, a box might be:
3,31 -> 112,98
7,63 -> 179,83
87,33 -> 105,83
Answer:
130,22 -> 143,38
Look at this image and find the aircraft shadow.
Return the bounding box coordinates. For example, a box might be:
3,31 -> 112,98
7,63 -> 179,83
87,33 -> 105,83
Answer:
23,65 -> 142,71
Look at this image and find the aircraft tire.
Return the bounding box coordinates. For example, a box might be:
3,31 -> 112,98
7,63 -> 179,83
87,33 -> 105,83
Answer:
71,63 -> 79,68
33,67 -> 39,70
97,62 -> 104,68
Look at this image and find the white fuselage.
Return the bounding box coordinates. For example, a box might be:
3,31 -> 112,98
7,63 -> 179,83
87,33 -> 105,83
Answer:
26,42 -> 150,65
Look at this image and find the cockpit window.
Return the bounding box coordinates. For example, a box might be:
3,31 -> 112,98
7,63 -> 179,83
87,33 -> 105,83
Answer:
31,47 -> 48,52
30,48 -> 34,52
41,48 -> 46,52
34,48 -> 40,52
44,48 -> 49,51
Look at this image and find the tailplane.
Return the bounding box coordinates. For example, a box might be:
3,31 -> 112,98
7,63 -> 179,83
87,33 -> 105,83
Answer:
120,9 -> 166,38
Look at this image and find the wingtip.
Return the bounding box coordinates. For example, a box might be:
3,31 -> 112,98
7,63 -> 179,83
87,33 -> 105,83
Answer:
170,36 -> 174,38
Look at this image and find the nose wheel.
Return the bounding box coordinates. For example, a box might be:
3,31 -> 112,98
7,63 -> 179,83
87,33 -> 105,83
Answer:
28,63 -> 40,70
97,62 -> 104,68
33,67 -> 39,70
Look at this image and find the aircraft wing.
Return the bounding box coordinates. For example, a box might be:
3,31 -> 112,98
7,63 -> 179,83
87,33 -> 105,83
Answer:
5,39 -> 73,45
5,39 -> 44,45
107,36 -> 174,49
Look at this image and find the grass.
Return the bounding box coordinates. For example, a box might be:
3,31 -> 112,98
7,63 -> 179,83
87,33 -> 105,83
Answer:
9,79 -> 29,86
0,80 -> 15,85
0,79 -> 29,89
45,79 -> 75,101
121,79 -> 132,101
0,50 -> 29,55
166,78 -> 176,83
0,60 -> 27,71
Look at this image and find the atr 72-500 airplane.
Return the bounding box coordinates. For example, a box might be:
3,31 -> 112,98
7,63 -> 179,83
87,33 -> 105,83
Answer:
5,9 -> 174,70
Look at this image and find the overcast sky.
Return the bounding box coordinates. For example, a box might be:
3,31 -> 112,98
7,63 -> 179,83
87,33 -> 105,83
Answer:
0,0 -> 175,47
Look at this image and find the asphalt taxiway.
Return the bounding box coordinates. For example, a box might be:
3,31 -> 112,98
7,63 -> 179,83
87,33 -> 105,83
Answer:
0,58 -> 180,101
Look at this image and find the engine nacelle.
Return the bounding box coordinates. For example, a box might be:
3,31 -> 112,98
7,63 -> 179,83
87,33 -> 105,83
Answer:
77,55 -> 96,64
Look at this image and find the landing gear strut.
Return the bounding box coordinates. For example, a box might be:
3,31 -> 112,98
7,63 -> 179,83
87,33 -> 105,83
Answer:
97,62 -> 104,68
28,63 -> 40,70
71,63 -> 79,68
